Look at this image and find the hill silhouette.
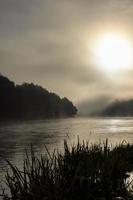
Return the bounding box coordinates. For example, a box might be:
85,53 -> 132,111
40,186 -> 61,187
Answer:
101,99 -> 133,116
0,75 -> 77,120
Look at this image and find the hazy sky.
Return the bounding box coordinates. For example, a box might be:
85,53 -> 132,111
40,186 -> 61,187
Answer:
1,0 -> 133,106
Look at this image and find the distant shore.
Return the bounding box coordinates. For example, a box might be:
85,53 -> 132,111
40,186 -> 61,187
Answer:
0,74 -> 77,121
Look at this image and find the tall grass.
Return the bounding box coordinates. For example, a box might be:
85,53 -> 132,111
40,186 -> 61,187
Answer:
2,140 -> 133,200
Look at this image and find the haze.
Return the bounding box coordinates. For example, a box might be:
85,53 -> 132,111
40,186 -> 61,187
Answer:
1,0 -> 133,114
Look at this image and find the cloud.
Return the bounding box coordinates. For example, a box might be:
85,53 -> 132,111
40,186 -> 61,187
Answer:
0,0 -> 133,106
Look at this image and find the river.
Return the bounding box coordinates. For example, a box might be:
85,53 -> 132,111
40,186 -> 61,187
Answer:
0,117 -> 133,184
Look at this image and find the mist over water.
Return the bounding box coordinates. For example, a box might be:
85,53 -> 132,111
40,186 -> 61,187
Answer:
1,117 -> 133,183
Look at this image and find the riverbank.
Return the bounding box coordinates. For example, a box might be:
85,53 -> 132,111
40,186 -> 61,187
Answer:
1,140 -> 133,200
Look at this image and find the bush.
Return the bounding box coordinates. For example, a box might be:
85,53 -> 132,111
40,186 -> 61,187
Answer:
2,140 -> 133,200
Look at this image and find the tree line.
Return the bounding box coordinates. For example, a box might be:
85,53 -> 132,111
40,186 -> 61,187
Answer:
101,99 -> 133,116
0,75 -> 77,120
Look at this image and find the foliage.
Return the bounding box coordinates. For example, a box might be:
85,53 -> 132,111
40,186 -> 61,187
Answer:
101,99 -> 133,116
2,140 -> 133,200
0,75 -> 77,120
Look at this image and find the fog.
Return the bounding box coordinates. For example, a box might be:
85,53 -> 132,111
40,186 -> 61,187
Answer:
1,0 -> 133,114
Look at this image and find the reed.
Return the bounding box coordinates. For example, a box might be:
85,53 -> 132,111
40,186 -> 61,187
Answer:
2,140 -> 133,200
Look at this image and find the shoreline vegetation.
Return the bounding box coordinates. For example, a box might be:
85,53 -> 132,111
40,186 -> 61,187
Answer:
2,140 -> 133,200
0,74 -> 77,121
101,100 -> 133,117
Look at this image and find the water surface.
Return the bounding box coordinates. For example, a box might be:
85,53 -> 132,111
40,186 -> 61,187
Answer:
0,117 -> 133,182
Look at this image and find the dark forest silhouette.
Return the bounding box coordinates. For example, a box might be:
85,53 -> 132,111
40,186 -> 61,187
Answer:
101,99 -> 133,116
0,75 -> 77,120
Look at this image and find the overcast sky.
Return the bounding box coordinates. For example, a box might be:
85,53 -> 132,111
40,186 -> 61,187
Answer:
1,0 -> 133,107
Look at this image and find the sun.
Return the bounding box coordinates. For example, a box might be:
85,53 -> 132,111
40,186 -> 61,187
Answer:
93,33 -> 133,71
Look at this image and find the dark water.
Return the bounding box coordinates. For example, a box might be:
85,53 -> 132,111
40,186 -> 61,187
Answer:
0,117 -> 133,184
